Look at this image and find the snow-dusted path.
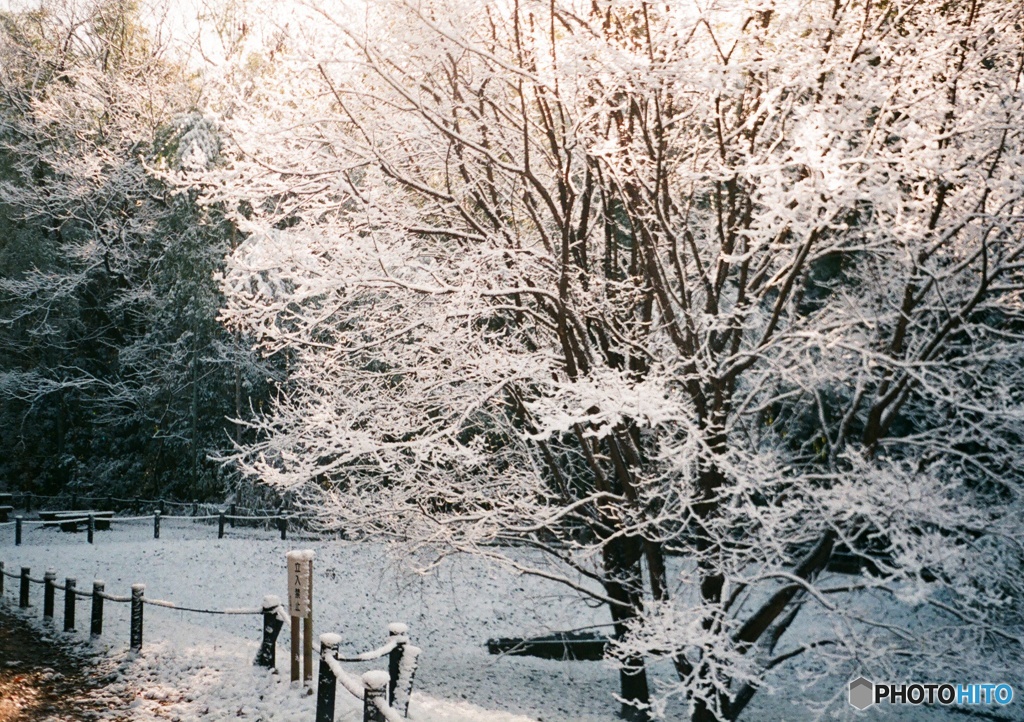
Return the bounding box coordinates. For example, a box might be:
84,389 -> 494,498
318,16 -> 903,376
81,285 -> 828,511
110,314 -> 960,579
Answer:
0,601 -> 133,721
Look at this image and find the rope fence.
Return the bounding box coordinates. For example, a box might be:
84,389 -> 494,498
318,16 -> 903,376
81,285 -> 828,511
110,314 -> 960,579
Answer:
0,557 -> 284,661
0,491 -> 238,516
2,554 -> 423,722
0,492 -> 294,528
316,623 -> 421,722
335,637 -> 402,663
143,597 -> 263,615
4,507 -> 307,546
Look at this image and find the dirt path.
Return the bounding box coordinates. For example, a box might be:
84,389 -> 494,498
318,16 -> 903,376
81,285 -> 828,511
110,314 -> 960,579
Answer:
0,602 -> 129,721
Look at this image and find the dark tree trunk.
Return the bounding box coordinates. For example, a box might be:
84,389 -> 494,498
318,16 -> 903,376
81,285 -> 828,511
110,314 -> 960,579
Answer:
601,535 -> 650,721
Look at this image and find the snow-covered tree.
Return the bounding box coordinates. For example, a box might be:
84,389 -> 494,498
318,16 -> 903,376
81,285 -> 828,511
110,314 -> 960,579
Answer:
213,1 -> 1024,719
0,0 -> 271,497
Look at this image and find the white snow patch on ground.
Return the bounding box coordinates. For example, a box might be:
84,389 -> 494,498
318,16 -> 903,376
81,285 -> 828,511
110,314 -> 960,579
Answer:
1,520 -> 1014,721
1,520 -> 620,721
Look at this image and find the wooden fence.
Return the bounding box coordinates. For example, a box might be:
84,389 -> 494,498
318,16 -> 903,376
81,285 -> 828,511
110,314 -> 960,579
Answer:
0,558 -> 276,655
0,556 -> 421,722
0,491 -> 282,516
2,509 -> 300,545
315,623 -> 421,722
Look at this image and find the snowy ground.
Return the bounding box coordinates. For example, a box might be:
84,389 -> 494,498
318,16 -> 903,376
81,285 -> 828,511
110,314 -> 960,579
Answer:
0,519 -> 1018,721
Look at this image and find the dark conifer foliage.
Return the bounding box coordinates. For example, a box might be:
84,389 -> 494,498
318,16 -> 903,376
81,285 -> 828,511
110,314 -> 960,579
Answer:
0,0 -> 272,500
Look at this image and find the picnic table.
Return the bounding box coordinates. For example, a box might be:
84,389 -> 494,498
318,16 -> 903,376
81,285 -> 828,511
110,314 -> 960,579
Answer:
37,510 -> 114,532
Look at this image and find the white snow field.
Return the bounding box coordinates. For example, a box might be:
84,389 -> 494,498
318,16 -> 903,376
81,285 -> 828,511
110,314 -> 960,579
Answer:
0,520 -> 1016,721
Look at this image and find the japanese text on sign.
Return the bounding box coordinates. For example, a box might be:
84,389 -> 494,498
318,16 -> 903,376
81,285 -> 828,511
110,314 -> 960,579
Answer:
286,550 -> 313,618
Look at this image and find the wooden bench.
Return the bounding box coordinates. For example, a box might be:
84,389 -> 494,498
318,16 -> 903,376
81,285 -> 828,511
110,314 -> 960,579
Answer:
38,510 -> 114,532
486,631 -> 609,661
0,505 -> 13,523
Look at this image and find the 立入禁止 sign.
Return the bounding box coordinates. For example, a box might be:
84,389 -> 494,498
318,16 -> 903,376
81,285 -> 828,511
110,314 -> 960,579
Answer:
286,549 -> 314,618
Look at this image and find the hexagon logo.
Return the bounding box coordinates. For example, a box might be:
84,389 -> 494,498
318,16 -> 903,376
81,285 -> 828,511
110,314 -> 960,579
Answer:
849,677 -> 874,710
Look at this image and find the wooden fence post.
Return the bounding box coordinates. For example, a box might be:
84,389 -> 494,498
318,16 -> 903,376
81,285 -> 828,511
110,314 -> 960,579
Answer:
304,616 -> 314,684
387,623 -> 407,707
315,634 -> 340,722
255,595 -> 283,669
291,617 -> 300,682
15,516 -> 22,546
87,515 -> 95,544
229,503 -> 236,528
389,623 -> 418,716
91,581 -> 104,636
24,493 -> 32,513
154,511 -> 161,539
64,577 -> 76,631
0,561 -> 4,595
362,671 -> 389,722
130,583 -> 145,651
218,512 -> 226,539
286,550 -> 314,683
279,516 -> 287,541
43,569 -> 56,620
19,567 -> 30,607
192,500 -> 198,516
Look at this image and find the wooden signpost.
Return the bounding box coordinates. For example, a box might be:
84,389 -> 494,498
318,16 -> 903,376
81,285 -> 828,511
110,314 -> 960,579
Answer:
286,550 -> 314,683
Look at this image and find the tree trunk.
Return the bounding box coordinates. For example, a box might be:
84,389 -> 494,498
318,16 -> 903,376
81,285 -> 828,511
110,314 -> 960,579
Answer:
234,332 -> 243,447
690,424 -> 729,722
191,335 -> 199,493
601,535 -> 650,721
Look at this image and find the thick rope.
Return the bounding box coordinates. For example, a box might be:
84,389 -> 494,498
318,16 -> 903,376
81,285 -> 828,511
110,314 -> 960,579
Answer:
334,637 -> 402,662
143,597 -> 263,615
372,695 -> 406,722
156,514 -> 223,521
325,655 -> 365,700
97,591 -> 133,603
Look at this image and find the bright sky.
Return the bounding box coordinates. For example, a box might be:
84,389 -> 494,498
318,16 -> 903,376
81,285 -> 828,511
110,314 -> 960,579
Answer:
0,0 -> 338,68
